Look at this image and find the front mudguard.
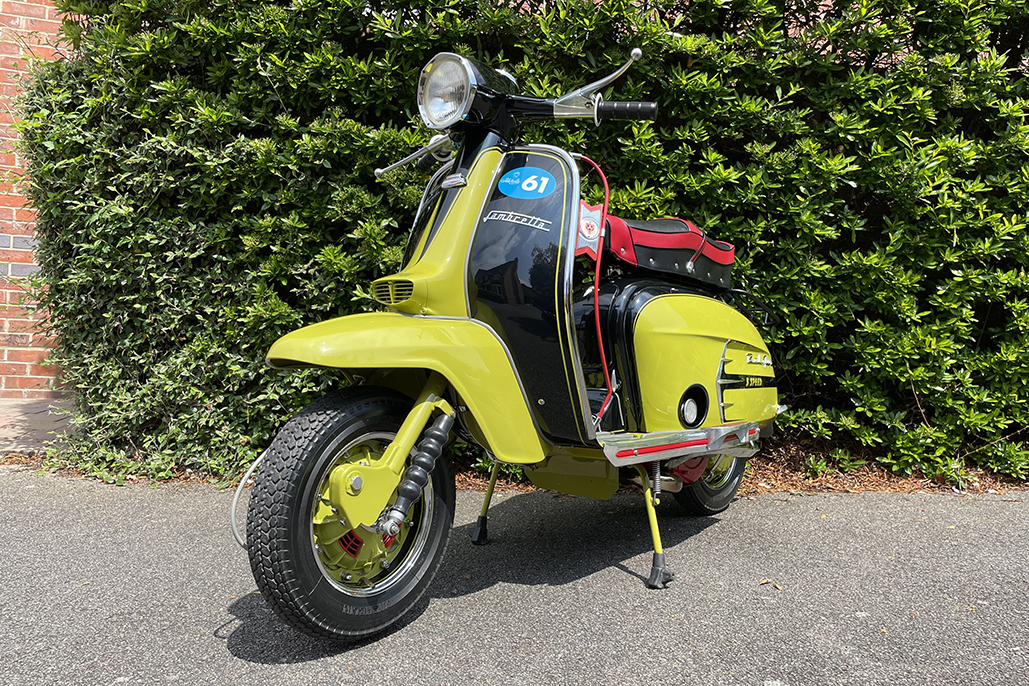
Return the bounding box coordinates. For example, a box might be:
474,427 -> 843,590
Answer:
267,312 -> 547,465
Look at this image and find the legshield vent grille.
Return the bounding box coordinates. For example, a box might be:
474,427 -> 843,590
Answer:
371,279 -> 415,305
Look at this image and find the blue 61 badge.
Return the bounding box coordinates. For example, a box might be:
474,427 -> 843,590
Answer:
498,167 -> 557,200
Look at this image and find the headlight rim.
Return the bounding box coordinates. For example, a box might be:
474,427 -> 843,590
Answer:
417,52 -> 477,130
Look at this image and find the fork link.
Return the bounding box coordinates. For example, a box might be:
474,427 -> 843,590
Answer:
380,413 -> 455,536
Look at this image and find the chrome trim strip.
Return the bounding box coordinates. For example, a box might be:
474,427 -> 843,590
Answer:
717,340 -> 733,423
526,143 -> 596,443
595,422 -> 760,467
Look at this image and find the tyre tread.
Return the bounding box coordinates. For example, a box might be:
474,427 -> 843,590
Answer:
245,388 -> 452,641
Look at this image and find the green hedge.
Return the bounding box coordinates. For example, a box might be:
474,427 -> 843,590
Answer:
19,0 -> 1029,483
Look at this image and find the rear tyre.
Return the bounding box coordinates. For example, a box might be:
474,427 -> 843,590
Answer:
672,454 -> 745,516
246,388 -> 455,641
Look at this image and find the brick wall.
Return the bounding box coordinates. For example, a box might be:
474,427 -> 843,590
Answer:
0,0 -> 61,399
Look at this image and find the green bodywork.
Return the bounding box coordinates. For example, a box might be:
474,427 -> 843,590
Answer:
633,294 -> 778,431
524,446 -> 619,499
268,312 -> 546,465
267,143 -> 778,500
376,147 -> 504,318
328,372 -> 452,530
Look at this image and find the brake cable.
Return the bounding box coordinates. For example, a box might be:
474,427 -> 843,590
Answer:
578,155 -> 614,423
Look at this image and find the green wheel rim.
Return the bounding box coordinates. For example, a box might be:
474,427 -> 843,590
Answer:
309,432 -> 434,598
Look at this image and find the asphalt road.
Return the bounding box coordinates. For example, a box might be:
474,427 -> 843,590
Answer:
1,464 -> 1026,686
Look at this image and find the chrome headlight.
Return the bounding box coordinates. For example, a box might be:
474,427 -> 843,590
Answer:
417,53 -> 476,129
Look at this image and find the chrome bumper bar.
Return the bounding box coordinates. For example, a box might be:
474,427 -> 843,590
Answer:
596,422 -> 760,467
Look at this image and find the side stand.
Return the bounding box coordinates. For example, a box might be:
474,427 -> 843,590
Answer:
634,463 -> 674,589
469,462 -> 500,545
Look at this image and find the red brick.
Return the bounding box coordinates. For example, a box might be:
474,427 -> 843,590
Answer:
25,18 -> 61,34
5,374 -> 51,389
1,306 -> 34,318
0,387 -> 55,399
14,208 -> 34,221
7,348 -> 44,362
0,41 -> 28,56
0,332 -> 29,345
7,319 -> 40,333
0,249 -> 35,262
0,361 -> 25,374
0,193 -> 26,208
28,361 -> 54,375
3,3 -> 49,19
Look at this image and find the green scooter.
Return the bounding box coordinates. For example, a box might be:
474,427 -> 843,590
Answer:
236,49 -> 781,641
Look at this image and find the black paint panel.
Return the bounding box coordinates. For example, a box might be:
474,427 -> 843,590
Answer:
468,150 -> 586,444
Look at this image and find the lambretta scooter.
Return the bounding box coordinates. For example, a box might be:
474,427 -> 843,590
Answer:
235,49 -> 781,641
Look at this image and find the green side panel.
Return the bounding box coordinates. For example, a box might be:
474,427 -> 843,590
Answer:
267,312 -> 546,465
633,294 -> 776,432
723,386 -> 779,424
524,448 -> 618,500
389,147 -> 505,318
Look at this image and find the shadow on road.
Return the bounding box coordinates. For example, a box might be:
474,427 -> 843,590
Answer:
221,489 -> 716,663
219,591 -> 433,662
432,490 -> 718,596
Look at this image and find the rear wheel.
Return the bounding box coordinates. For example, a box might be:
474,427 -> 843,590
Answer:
672,454 -> 745,516
246,389 -> 455,641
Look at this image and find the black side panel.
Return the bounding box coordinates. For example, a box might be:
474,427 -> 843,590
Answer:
468,150 -> 586,444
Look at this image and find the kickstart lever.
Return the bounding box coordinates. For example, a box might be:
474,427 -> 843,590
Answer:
375,134 -> 454,177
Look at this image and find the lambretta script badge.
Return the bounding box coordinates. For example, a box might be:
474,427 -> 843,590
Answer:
746,353 -> 773,367
484,210 -> 552,232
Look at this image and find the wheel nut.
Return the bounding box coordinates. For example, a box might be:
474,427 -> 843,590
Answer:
381,559 -> 391,571
344,573 -> 353,581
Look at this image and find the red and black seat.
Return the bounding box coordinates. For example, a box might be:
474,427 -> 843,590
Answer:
604,215 -> 734,289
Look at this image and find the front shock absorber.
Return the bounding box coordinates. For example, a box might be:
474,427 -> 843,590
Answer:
379,412 -> 454,536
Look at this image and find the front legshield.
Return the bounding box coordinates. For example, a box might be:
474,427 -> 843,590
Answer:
267,313 -> 547,465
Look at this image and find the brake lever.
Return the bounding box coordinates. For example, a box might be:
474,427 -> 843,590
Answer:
375,134 -> 453,178
553,48 -> 642,117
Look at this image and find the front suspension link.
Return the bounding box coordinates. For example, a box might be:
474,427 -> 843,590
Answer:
379,412 -> 454,535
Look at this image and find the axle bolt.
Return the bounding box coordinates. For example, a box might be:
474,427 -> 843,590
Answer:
350,475 -> 363,493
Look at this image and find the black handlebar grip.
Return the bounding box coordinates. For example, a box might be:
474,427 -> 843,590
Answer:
596,101 -> 658,121
415,153 -> 437,173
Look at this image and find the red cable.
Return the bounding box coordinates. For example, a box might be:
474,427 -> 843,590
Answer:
578,155 -> 614,421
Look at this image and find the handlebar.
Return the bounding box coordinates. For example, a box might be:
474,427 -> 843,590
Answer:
595,101 -> 658,122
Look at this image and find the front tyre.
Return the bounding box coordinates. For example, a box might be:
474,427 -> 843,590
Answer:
672,454 -> 745,516
246,389 -> 455,641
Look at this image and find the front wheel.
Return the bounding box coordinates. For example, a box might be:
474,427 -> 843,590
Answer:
246,388 -> 455,641
673,454 -> 745,516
